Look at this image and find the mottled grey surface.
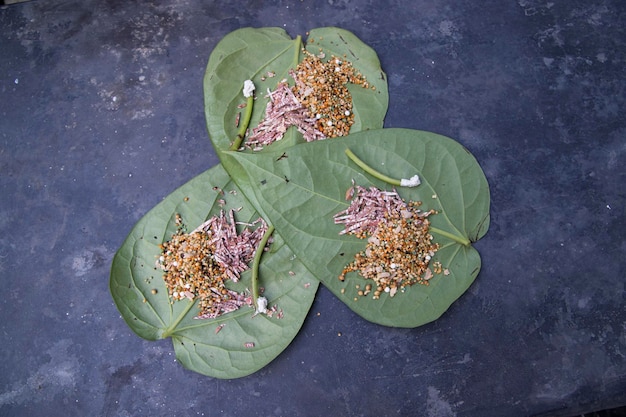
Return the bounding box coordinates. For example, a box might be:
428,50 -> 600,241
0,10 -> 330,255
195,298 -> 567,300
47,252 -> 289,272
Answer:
1,1 -> 624,416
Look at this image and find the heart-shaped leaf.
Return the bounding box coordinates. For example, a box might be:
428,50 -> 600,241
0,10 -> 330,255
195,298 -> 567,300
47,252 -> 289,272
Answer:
110,164 -> 319,378
222,128 -> 490,328
203,27 -> 389,156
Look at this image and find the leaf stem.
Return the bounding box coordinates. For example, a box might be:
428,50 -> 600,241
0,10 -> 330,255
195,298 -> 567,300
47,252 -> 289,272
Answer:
293,35 -> 302,67
345,148 -> 402,186
251,224 -> 275,310
162,299 -> 196,338
430,226 -> 470,246
230,95 -> 254,151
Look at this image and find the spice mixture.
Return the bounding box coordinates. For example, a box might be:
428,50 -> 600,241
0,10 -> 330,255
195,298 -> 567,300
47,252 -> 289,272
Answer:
334,185 -> 441,299
246,50 -> 371,148
247,81 -> 324,147
291,50 -> 371,138
157,210 -> 268,318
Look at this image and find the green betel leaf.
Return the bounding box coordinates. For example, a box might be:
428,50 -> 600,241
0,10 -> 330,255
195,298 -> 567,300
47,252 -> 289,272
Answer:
223,128 -> 490,328
203,27 -> 389,156
204,27 -> 292,77
109,164 -> 319,378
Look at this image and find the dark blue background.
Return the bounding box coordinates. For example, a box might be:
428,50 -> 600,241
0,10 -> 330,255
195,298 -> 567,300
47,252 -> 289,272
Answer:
1,1 -> 624,416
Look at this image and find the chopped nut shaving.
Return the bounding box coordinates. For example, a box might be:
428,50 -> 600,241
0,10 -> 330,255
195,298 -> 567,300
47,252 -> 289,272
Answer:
334,185 -> 408,236
247,81 -> 325,147
157,210 -> 269,319
334,185 -> 443,298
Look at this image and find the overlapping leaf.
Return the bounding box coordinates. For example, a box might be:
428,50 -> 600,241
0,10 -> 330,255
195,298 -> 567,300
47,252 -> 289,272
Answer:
223,129 -> 490,328
110,164 -> 319,378
111,26 -> 491,380
204,27 -> 389,156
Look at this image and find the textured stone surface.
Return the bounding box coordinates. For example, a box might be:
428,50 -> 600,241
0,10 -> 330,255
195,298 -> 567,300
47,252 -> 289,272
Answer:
1,1 -> 624,416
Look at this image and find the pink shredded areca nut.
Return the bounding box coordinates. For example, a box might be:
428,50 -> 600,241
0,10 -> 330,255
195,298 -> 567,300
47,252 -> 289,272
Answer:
194,289 -> 252,320
334,184 -> 407,236
158,209 -> 268,319
192,210 -> 268,282
243,53 -> 372,149
247,80 -> 325,148
334,183 -> 441,297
